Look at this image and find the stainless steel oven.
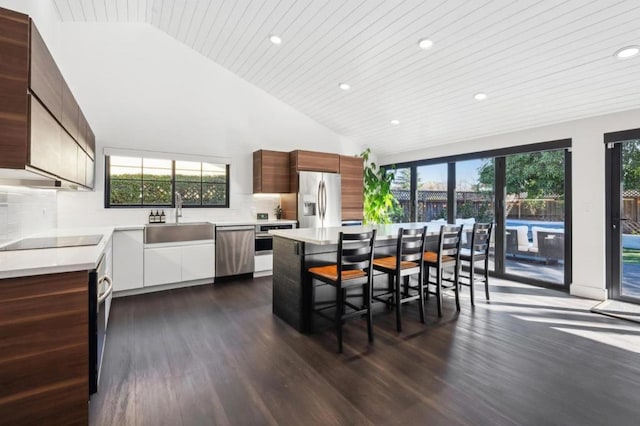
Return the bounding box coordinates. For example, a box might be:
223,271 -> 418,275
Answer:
255,223 -> 294,255
89,253 -> 113,395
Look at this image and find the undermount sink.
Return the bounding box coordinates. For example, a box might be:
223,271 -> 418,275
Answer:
144,222 -> 214,244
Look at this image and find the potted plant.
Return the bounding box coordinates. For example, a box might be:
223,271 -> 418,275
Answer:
274,204 -> 283,219
360,148 -> 399,224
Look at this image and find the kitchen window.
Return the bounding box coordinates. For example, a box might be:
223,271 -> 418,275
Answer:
105,155 -> 229,208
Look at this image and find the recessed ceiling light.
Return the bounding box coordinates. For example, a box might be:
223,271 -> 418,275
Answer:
339,83 -> 351,91
390,120 -> 400,125
614,46 -> 640,59
269,35 -> 282,45
474,92 -> 487,101
418,38 -> 433,50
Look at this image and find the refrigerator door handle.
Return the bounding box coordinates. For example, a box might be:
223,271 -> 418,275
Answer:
322,179 -> 327,220
319,180 -> 324,221
317,180 -> 323,220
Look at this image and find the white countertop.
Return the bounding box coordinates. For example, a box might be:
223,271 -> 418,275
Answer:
269,223 -> 441,245
0,227 -> 115,279
0,219 -> 297,279
216,219 -> 297,227
115,219 -> 296,231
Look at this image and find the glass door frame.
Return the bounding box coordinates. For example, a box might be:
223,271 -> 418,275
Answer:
384,139 -> 572,291
496,149 -> 572,291
605,128 -> 640,302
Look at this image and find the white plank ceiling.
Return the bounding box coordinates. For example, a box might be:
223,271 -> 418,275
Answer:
54,0 -> 640,155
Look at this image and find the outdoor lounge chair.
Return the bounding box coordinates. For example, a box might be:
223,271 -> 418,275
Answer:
505,226 -> 530,256
533,227 -> 564,263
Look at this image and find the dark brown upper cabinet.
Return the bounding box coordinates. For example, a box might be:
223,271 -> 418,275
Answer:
61,79 -> 80,141
29,96 -> 62,177
253,150 -> 290,193
0,7 -> 95,189
290,150 -> 340,173
0,7 -> 29,170
288,150 -> 341,193
339,155 -> 364,221
30,23 -> 62,122
85,124 -> 95,160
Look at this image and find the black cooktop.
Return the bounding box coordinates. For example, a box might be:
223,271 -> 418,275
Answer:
0,235 -> 103,251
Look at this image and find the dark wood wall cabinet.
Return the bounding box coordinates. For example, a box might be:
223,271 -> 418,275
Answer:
290,150 -> 340,173
339,155 -> 364,221
0,7 -> 95,189
253,150 -> 290,193
253,149 -> 364,221
288,150 -> 340,194
0,271 -> 89,425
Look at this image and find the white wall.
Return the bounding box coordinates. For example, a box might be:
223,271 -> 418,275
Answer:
0,0 -> 61,55
385,108 -> 640,300
44,22 -> 360,227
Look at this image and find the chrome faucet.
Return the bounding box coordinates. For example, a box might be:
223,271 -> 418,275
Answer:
175,192 -> 183,223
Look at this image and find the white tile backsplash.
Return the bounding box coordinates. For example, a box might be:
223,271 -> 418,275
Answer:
0,186 -> 58,244
0,186 -> 281,243
56,190 -> 283,228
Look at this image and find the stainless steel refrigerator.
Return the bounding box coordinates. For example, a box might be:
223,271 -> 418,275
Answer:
298,171 -> 342,228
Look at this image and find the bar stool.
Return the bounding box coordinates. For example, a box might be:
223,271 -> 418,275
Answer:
423,224 -> 463,317
308,230 -> 377,353
372,227 -> 427,332
459,223 -> 493,305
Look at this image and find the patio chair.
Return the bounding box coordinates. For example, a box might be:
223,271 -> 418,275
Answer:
532,227 -> 564,263
505,226 -> 530,257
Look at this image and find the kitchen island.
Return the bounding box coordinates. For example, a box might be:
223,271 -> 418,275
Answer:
269,223 -> 442,333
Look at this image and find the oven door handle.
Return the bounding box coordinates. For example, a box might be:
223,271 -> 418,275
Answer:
98,276 -> 113,305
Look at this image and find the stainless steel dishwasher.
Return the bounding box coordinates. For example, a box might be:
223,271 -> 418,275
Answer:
215,225 -> 256,278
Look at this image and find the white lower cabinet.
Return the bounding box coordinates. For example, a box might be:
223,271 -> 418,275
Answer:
144,246 -> 182,286
254,254 -> 273,273
113,230 -> 144,291
181,243 -> 215,281
143,241 -> 215,287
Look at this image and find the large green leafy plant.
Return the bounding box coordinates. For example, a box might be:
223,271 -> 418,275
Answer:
360,148 -> 399,224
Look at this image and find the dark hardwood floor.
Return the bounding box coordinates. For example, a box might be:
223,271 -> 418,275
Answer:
90,277 -> 640,426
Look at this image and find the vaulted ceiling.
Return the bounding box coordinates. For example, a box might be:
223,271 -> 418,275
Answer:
53,0 -> 640,155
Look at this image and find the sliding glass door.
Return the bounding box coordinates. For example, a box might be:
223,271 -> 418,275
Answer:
504,151 -> 566,285
416,163 -> 448,222
606,131 -> 640,303
456,158 -> 495,271
390,167 -> 412,222
384,140 -> 572,290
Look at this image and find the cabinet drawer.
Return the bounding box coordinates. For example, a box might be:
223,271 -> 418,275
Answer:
181,243 -> 215,281
113,230 -> 144,292
144,246 -> 182,286
255,253 -> 273,272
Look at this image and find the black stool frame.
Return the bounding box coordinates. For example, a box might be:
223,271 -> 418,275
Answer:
309,230 -> 377,353
423,224 -> 463,317
372,226 -> 428,332
459,222 -> 493,305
